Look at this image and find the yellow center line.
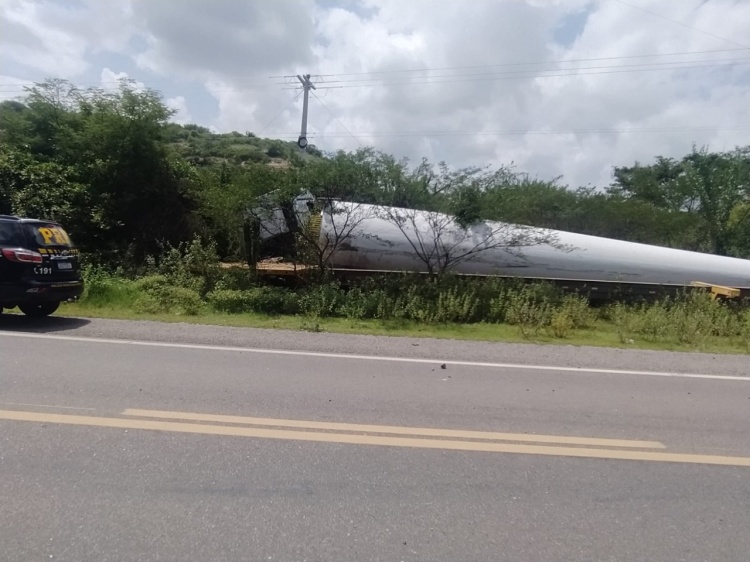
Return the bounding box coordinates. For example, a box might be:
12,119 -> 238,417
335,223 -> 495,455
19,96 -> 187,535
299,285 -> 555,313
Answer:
122,408 -> 665,450
2,409 -> 749,467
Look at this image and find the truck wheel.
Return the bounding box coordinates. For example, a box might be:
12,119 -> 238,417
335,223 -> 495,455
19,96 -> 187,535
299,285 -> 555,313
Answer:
19,302 -> 60,317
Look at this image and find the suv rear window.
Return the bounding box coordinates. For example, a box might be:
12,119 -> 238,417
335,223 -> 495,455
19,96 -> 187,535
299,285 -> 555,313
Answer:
0,222 -> 24,245
27,223 -> 74,247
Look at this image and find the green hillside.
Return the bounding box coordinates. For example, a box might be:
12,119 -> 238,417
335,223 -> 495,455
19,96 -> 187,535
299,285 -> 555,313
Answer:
164,123 -> 324,168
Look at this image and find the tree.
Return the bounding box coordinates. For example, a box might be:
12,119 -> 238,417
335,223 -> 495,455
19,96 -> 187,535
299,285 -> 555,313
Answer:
294,197 -> 375,275
609,146 -> 750,256
0,100 -> 33,149
19,79 -> 83,161
678,146 -> 749,256
727,201 -> 750,258
610,155 -> 692,211
0,146 -> 92,230
0,79 -> 210,262
480,176 -> 577,229
451,184 -> 482,228
199,162 -> 295,260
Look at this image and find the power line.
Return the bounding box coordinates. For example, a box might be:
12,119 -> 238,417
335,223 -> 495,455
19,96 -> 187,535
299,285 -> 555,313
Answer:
0,81 -> 280,94
277,48 -> 748,80
611,0 -> 750,50
0,73 -> 276,92
282,61 -> 750,90
284,58 -> 750,86
2,50 -> 744,95
310,91 -> 363,147
257,90 -> 303,136
259,126 -> 750,139
6,57 -> 737,94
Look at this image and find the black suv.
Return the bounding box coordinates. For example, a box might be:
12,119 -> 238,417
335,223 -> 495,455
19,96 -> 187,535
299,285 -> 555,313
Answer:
0,215 -> 84,317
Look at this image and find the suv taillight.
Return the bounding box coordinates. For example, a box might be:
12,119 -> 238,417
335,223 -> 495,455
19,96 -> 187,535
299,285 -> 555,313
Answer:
1,248 -> 43,264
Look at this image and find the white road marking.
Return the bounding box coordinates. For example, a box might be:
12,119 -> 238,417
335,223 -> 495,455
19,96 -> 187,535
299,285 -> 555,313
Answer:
0,330 -> 748,381
1,402 -> 97,411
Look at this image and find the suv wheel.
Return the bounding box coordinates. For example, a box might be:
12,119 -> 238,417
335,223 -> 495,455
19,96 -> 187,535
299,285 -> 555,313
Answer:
19,302 -> 60,317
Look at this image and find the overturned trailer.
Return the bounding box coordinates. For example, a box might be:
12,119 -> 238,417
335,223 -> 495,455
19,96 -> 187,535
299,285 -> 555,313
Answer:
252,196 -> 750,298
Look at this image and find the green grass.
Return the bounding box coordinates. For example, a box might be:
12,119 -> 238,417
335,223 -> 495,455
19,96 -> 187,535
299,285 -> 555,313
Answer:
60,268 -> 750,355
60,300 -> 750,355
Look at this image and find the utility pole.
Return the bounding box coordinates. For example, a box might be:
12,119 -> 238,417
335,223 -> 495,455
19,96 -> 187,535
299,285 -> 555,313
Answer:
296,74 -> 315,150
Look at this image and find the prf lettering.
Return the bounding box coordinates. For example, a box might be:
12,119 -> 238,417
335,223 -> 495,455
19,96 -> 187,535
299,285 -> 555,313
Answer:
38,227 -> 70,245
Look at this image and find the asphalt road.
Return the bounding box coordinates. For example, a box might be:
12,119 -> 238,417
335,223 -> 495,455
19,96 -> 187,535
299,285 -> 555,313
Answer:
1,315 -> 749,562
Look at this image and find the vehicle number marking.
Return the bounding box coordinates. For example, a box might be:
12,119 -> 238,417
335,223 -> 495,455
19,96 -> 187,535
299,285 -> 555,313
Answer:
34,266 -> 53,275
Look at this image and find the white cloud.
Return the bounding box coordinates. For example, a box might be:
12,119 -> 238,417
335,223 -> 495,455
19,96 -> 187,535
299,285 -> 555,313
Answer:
166,95 -> 192,125
0,0 -> 89,76
132,0 -> 315,79
100,68 -> 145,91
0,0 -> 133,77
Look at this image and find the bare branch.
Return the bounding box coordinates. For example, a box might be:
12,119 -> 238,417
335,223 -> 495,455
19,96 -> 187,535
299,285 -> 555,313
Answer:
376,204 -> 565,275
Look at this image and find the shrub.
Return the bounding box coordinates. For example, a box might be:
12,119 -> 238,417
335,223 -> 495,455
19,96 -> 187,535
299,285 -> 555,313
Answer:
207,286 -> 299,315
133,286 -> 202,315
132,293 -> 163,315
133,275 -> 203,315
155,236 -> 221,295
740,310 -> 750,351
607,291 -> 748,347
506,297 -> 553,338
81,264 -> 117,301
133,274 -> 171,293
183,236 -> 220,281
550,309 -> 575,338
610,302 -> 636,343
433,286 -> 480,323
207,289 -> 251,314
559,295 -> 596,329
339,287 -> 371,320
80,264 -> 137,307
299,283 -> 342,318
668,291 -> 737,345
505,286 -> 551,327
216,268 -> 257,291
245,286 -> 299,315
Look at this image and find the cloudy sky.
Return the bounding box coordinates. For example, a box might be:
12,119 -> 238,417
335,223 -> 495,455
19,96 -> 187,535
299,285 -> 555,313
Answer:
1,0 -> 748,188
